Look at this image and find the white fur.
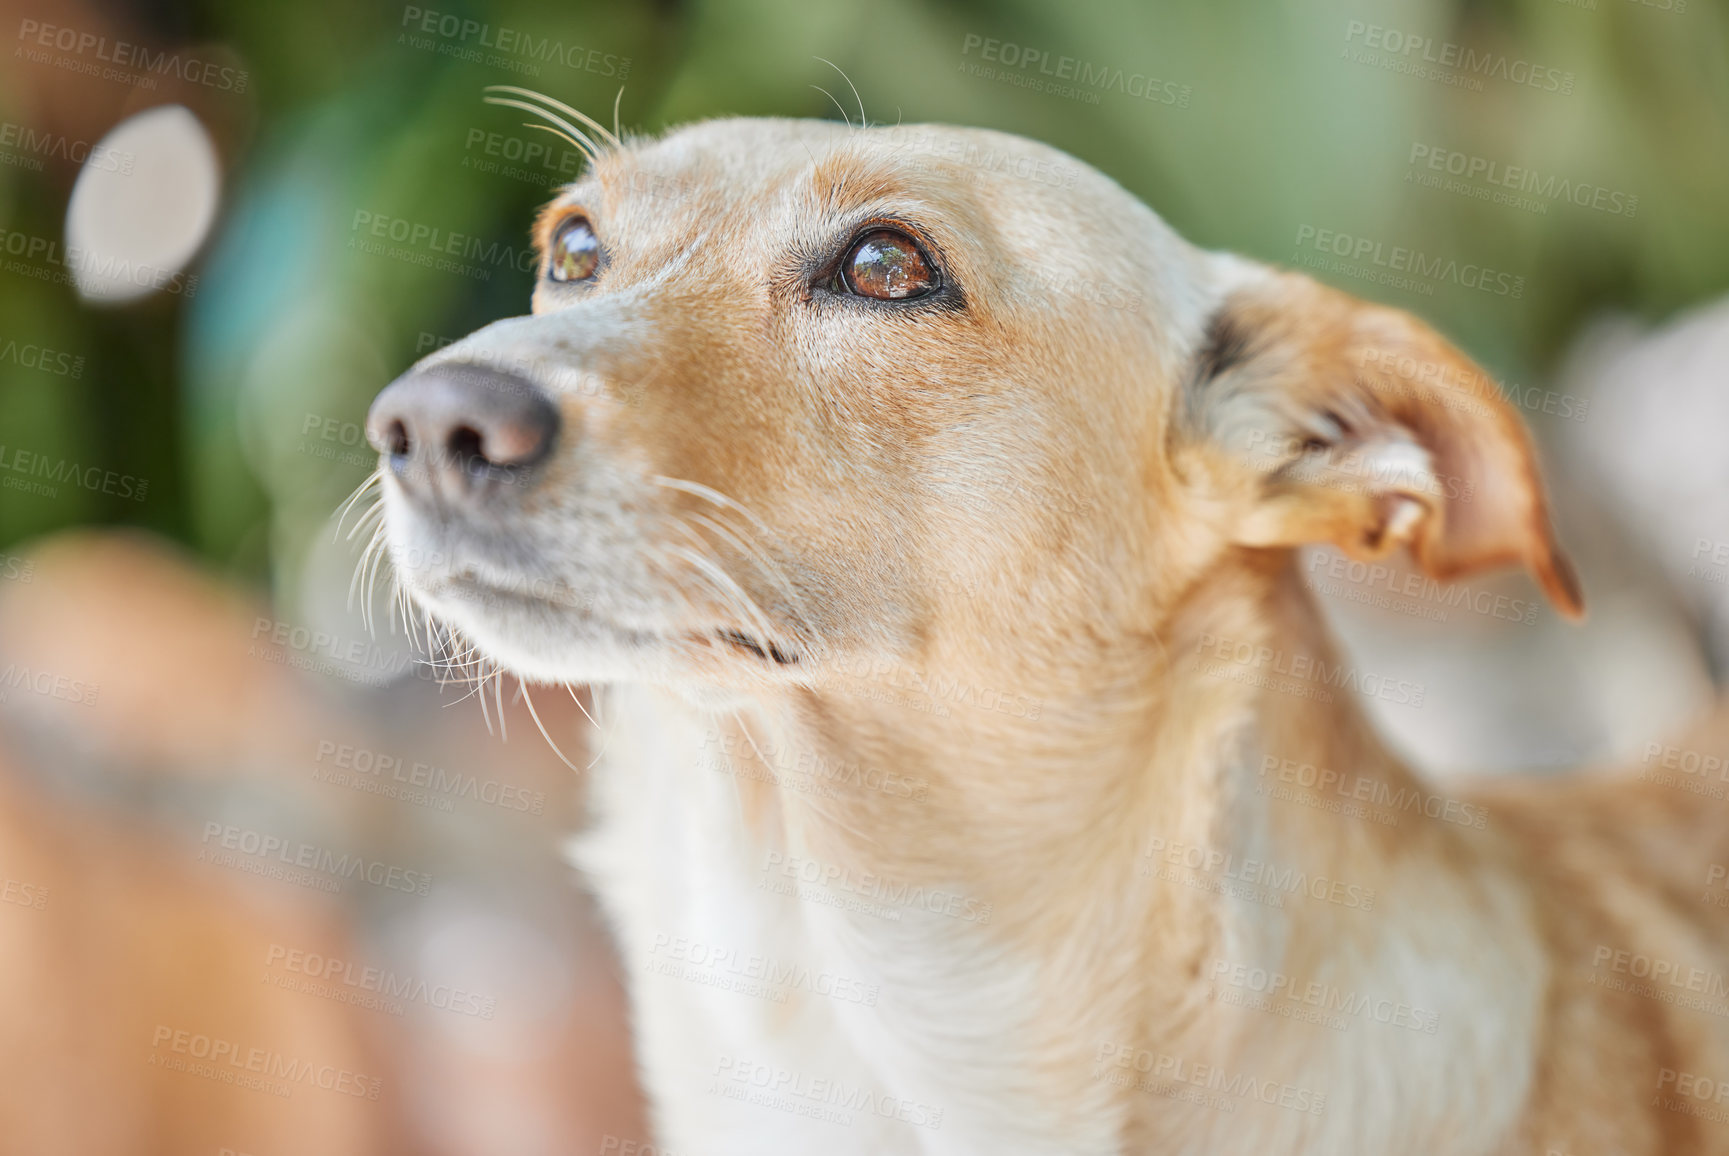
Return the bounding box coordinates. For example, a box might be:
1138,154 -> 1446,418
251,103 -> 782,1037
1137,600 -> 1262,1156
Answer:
570,685 -> 1121,1154
568,685 -> 1546,1154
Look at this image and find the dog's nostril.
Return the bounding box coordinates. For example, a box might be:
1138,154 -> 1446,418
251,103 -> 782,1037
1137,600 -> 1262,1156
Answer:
448,425 -> 484,461
385,420 -> 411,457
447,426 -> 490,479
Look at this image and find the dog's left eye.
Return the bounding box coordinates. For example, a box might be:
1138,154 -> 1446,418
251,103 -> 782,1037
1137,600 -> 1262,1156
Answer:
839,229 -> 937,300
548,218 -> 602,283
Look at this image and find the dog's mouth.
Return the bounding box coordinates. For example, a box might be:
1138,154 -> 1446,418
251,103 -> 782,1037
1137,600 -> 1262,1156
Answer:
715,628 -> 799,666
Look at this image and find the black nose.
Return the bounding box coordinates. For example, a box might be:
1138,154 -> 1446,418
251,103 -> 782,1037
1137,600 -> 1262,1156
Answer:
366,365 -> 560,503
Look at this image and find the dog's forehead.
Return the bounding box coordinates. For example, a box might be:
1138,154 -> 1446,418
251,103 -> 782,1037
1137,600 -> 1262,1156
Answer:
608,117 -> 856,192
559,119 -> 1109,230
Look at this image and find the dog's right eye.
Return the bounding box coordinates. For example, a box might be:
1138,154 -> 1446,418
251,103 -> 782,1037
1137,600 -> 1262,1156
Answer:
838,230 -> 938,300
548,218 -> 602,283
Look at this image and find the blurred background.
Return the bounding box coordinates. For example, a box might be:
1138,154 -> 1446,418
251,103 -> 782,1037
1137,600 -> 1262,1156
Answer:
0,0 -> 1725,1151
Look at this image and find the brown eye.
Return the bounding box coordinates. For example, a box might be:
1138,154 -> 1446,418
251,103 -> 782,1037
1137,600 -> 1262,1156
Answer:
840,229 -> 937,300
548,218 -> 601,283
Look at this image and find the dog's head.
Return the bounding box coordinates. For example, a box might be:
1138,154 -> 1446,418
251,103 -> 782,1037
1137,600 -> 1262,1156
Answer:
366,116 -> 1580,695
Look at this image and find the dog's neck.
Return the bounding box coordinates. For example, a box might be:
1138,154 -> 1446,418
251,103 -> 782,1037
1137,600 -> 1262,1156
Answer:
610,552 -> 1543,1149
747,552 -> 1436,951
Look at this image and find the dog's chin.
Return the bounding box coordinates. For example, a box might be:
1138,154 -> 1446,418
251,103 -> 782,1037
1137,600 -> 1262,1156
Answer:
405,576 -> 667,685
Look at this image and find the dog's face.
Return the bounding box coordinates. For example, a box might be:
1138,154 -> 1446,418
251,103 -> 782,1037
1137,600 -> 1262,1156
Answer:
368,117 -> 1580,694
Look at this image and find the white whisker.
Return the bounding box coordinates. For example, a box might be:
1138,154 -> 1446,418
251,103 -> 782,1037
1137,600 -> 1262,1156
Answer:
333,473 -> 382,541
814,57 -> 866,127
651,475 -> 825,654
520,677 -> 584,775
486,84 -> 623,149
685,509 -> 818,643
663,538 -> 780,648
810,84 -> 852,128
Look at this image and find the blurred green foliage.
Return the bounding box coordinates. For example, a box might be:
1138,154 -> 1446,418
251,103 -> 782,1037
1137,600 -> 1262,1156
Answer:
1,0 -> 1725,599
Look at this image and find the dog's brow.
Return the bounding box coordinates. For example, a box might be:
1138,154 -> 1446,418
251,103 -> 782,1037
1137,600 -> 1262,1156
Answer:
806,150 -> 915,212
590,159 -> 653,201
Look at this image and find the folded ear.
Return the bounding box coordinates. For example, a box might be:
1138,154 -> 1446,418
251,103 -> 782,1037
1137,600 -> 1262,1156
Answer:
1177,261 -> 1584,618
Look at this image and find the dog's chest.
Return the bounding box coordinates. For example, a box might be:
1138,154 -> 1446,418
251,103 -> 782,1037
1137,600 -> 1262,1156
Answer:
571,685 -> 1117,1155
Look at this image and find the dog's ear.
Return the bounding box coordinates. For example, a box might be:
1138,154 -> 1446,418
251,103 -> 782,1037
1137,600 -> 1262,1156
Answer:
1178,262 -> 1583,618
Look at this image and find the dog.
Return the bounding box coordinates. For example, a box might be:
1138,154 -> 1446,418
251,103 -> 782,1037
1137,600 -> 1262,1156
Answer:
364,106 -> 1729,1154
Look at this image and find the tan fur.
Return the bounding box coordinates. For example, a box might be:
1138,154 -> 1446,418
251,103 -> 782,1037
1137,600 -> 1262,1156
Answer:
374,116 -> 1729,1153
